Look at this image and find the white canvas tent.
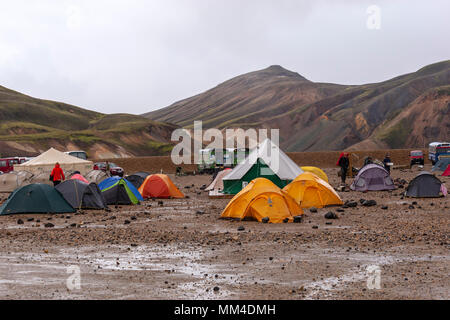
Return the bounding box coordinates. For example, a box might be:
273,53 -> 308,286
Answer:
222,139 -> 303,194
223,139 -> 303,181
206,169 -> 232,192
14,148 -> 93,176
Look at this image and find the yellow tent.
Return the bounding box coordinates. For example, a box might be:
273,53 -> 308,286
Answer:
283,172 -> 343,208
301,166 -> 329,183
220,178 -> 303,223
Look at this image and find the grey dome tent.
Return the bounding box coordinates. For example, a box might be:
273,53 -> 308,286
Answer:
350,164 -> 395,191
55,180 -> 108,210
0,184 -> 75,215
126,172 -> 150,189
85,170 -> 109,185
0,171 -> 33,193
405,172 -> 444,198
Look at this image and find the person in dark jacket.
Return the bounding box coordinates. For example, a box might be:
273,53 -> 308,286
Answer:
50,163 -> 65,186
383,154 -> 392,173
338,153 -> 350,184
363,156 -> 373,167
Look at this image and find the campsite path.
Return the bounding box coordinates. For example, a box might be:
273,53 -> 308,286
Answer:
0,167 -> 449,299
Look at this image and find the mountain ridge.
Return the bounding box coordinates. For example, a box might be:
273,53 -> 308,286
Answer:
145,60 -> 450,151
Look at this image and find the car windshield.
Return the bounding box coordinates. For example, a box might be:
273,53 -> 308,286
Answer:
412,152 -> 423,156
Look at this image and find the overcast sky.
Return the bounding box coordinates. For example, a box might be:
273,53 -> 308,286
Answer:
0,0 -> 449,114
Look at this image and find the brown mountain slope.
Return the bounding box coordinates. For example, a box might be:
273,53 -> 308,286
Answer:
145,60 -> 450,151
0,86 -> 177,158
144,65 -> 347,128
350,85 -> 450,150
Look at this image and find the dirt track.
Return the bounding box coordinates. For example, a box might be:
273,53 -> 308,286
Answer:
0,163 -> 448,300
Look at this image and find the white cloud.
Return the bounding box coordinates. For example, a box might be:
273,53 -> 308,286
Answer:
0,0 -> 448,114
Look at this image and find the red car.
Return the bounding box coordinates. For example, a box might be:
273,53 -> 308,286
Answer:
93,162 -> 124,177
410,150 -> 424,167
0,157 -> 27,174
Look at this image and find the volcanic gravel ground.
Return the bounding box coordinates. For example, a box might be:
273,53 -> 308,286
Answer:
0,165 -> 448,299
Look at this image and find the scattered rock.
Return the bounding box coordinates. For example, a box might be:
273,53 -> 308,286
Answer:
124,220 -> 131,225
381,206 -> 388,210
44,223 -> 54,228
261,217 -> 270,223
237,226 -> 245,231
345,201 -> 358,208
309,207 -> 318,213
17,219 -> 24,225
324,212 -> 338,219
293,216 -> 302,223
213,286 -> 220,292
362,200 -> 377,207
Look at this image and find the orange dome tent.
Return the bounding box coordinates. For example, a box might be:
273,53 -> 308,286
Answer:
138,174 -> 185,199
220,178 -> 303,223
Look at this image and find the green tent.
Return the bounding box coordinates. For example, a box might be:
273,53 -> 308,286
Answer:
222,139 -> 303,195
98,177 -> 143,205
0,184 -> 75,215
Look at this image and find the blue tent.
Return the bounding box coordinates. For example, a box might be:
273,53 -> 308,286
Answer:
98,176 -> 144,201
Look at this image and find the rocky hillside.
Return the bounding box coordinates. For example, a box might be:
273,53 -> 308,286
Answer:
0,86 -> 177,158
145,61 -> 450,151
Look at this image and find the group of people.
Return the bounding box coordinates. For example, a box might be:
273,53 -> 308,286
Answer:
336,152 -> 392,185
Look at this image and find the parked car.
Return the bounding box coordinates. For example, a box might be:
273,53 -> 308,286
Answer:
65,151 -> 88,160
410,150 -> 424,167
93,162 -> 124,177
0,157 -> 28,174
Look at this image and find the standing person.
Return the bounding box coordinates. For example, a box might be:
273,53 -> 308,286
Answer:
383,154 -> 392,173
105,161 -> 111,174
50,162 -> 65,187
338,153 -> 350,185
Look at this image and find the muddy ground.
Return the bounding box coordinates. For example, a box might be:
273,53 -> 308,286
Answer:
0,165 -> 448,300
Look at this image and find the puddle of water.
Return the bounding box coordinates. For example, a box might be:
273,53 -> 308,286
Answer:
0,244 -> 236,299
302,251 -> 449,299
